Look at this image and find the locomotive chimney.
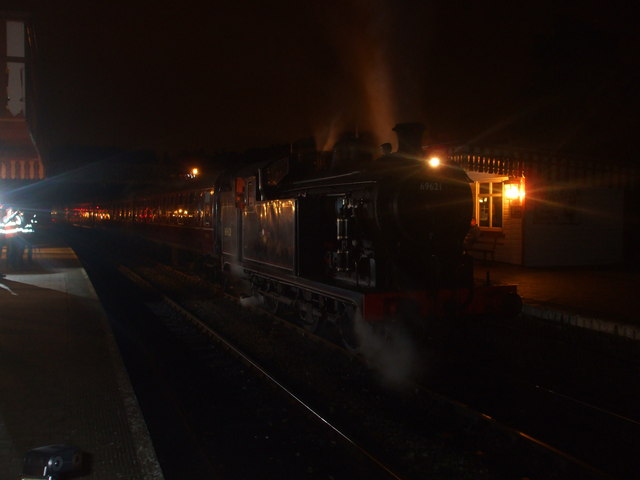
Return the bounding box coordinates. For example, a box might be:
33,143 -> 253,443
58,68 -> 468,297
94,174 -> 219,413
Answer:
393,122 -> 425,157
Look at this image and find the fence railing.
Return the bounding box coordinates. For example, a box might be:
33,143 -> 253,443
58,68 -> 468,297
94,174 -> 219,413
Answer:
446,145 -> 638,188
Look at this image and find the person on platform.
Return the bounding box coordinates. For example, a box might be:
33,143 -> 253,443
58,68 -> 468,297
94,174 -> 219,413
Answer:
2,206 -> 24,270
0,205 -> 5,277
464,217 -> 481,251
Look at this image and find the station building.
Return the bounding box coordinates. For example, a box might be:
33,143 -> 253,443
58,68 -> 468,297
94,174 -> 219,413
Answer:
439,145 -> 638,267
0,13 -> 45,204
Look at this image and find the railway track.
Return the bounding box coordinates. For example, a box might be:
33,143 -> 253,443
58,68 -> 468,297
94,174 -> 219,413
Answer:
423,318 -> 640,479
144,281 -> 407,480
74,237 -> 404,477
120,263 -> 480,479
66,226 -> 636,478
427,364 -> 640,479
120,261 -> 616,479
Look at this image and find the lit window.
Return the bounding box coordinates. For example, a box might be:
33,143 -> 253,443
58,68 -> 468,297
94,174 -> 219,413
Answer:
476,182 -> 503,228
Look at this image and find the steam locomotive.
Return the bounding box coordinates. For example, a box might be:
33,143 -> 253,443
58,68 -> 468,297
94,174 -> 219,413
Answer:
64,123 -> 521,348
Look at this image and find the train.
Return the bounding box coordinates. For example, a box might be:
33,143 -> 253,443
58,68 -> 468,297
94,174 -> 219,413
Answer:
58,123 -> 522,349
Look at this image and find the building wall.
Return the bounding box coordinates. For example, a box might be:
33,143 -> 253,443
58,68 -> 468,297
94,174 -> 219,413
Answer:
1,14 -> 45,196
523,187 -> 624,266
3,18 -> 26,117
454,146 -> 633,267
495,207 -> 523,264
465,167 -> 627,267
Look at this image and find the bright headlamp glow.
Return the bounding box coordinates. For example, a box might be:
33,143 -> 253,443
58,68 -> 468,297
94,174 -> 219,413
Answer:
428,156 -> 441,168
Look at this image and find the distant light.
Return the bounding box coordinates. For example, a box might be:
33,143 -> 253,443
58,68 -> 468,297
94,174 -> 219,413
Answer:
428,156 -> 441,168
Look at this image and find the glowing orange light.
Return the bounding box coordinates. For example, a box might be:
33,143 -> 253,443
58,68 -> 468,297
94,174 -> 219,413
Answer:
428,156 -> 441,168
504,178 -> 525,203
505,183 -> 520,199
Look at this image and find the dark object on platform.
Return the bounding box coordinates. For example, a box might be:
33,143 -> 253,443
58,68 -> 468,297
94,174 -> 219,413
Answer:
467,231 -> 505,262
22,445 -> 82,480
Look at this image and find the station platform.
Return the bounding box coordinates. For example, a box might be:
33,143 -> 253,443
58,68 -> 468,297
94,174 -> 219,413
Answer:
0,233 -> 163,479
474,261 -> 640,341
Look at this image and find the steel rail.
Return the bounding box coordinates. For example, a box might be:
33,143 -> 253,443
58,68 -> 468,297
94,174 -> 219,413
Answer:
533,384 -> 640,427
482,320 -> 640,427
415,363 -> 630,479
411,381 -> 615,480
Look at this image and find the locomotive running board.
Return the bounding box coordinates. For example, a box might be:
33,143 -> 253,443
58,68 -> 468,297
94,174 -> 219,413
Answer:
242,266 -> 364,307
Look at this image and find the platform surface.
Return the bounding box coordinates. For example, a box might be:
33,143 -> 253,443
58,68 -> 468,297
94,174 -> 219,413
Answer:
0,234 -> 163,480
474,260 -> 639,340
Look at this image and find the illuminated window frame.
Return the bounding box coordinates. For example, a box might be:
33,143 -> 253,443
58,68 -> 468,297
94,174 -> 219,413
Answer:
475,181 -> 503,229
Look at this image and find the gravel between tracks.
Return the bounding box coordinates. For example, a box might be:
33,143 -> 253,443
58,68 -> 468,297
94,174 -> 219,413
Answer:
132,264 -> 569,480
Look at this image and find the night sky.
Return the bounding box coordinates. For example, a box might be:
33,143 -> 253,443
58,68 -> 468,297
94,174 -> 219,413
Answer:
7,1 -> 640,164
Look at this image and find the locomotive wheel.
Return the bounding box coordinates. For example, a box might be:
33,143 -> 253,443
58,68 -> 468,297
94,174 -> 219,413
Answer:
298,307 -> 321,333
222,265 -> 233,293
262,294 -> 280,314
337,304 -> 360,352
296,291 -> 325,333
258,279 -> 282,314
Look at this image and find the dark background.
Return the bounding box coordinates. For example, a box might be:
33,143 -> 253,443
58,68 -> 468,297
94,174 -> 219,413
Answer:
6,1 -> 640,167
